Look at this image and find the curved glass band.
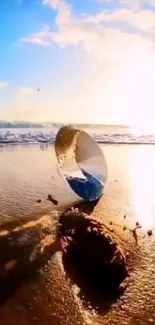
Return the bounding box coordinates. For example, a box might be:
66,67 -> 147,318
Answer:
55,126 -> 108,201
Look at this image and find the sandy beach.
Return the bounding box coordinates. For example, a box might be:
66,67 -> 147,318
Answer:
0,143 -> 155,325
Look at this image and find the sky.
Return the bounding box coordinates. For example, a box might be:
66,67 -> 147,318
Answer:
1,0 -> 155,127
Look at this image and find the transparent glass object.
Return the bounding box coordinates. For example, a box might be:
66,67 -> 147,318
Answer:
55,126 -> 108,201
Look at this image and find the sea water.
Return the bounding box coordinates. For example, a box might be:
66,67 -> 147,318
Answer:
1,126 -> 155,145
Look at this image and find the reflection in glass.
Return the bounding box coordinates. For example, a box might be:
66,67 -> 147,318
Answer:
55,126 -> 108,201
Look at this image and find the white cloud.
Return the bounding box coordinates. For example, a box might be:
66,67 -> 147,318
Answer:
16,87 -> 35,95
43,0 -> 62,8
0,82 -> 8,90
97,0 -> 114,2
20,0 -> 155,62
121,0 -> 155,9
21,26 -> 51,46
93,0 -> 155,8
95,9 -> 155,32
42,0 -> 70,10
98,0 -> 155,7
5,0 -> 155,126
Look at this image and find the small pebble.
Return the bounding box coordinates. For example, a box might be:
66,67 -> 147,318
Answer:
35,199 -> 41,204
123,226 -> 127,231
124,215 -> 126,219
47,194 -> 58,205
136,221 -> 140,227
147,230 -> 153,237
109,221 -> 113,225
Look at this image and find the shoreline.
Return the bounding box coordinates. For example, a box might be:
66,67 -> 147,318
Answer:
0,144 -> 155,324
1,141 -> 155,146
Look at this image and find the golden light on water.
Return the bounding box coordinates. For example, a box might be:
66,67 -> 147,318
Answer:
130,146 -> 155,230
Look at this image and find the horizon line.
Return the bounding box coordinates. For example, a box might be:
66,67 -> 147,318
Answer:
0,120 -> 130,127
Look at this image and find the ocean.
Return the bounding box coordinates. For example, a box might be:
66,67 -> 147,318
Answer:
0,126 -> 155,145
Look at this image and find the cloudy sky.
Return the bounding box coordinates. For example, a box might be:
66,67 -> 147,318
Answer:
1,0 -> 155,126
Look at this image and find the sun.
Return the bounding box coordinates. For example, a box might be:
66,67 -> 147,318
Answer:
114,54 -> 155,133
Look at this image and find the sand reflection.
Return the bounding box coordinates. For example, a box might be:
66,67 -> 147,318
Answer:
130,146 -> 155,230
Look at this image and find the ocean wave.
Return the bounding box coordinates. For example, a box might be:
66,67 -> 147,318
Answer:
1,129 -> 155,145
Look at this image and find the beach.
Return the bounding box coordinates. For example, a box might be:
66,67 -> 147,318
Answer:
0,143 -> 155,324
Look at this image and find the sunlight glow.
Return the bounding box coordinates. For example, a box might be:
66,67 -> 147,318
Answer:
114,55 -> 155,130
130,146 -> 155,230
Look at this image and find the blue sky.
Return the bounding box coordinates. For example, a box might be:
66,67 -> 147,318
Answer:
1,0 -> 155,127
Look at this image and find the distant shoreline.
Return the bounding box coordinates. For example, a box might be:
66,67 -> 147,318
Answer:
0,122 -> 129,129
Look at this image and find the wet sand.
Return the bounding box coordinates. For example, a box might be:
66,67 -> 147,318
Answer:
0,144 -> 155,324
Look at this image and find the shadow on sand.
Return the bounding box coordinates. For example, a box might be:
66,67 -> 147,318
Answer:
58,199 -> 128,315
0,198 -> 127,316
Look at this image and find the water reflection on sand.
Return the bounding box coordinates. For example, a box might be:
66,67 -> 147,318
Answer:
1,143 -> 155,230
0,143 -> 49,152
0,144 -> 75,222
102,144 -> 155,231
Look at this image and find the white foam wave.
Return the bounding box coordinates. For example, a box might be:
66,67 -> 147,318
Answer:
0,129 -> 155,145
